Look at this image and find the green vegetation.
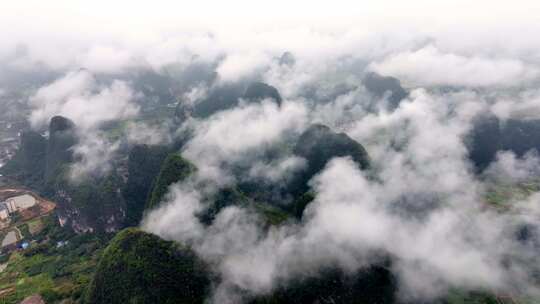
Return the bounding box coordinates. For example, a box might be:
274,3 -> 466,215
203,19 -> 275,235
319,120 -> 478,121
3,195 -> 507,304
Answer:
181,82 -> 283,120
289,123 -> 370,197
252,202 -> 290,226
146,153 -> 195,210
291,191 -> 315,219
188,84 -> 245,118
53,172 -> 126,232
469,117 -> 540,171
0,253 -> 9,264
1,116 -> 77,195
27,218 -> 44,235
0,215 -> 111,304
123,144 -> 170,226
199,187 -> 291,226
294,124 -> 370,173
2,116 -> 129,232
251,266 -> 396,304
0,131 -> 47,189
17,224 -> 31,240
484,179 -> 540,209
3,108 -> 539,304
199,187 -> 249,224
84,228 -> 209,304
443,290 -> 507,304
243,82 -> 282,105
363,72 -> 408,109
45,116 -> 77,187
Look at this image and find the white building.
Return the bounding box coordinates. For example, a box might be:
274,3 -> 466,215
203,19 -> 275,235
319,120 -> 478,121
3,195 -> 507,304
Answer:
5,194 -> 36,213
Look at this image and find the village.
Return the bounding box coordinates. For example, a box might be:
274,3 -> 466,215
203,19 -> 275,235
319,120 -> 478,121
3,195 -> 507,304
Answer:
0,188 -> 56,254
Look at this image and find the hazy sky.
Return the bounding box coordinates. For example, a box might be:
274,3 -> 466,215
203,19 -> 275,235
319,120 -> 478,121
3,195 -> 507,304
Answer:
2,0 -> 540,78
4,0 -> 540,33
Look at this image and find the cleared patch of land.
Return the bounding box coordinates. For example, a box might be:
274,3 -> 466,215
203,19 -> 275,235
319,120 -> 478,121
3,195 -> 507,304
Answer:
26,218 -> 44,235
1,230 -> 18,247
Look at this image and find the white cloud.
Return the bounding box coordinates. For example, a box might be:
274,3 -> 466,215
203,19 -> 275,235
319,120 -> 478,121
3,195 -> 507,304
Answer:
491,90 -> 540,121
77,45 -> 134,74
371,45 -> 539,87
183,100 -> 307,183
29,70 -> 140,179
125,122 -> 172,146
144,89 -> 540,302
484,151 -> 540,184
29,70 -> 94,128
216,52 -> 271,83
70,132 -> 120,181
144,156 -> 539,302
29,70 -> 139,130
248,156 -> 306,183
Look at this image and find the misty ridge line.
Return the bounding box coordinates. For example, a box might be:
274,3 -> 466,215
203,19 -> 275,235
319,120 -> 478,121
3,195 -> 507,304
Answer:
142,88 -> 540,302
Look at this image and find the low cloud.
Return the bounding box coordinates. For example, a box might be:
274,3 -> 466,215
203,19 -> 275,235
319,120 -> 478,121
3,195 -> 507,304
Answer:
29,70 -> 139,130
183,100 -> 307,184
248,156 -> 306,183
483,151 -> 540,184
77,45 -> 134,74
70,132 -> 120,181
125,121 -> 172,146
29,69 -> 139,179
143,88 -> 540,302
144,157 -> 540,303
216,52 -> 271,83
371,45 -> 539,87
491,89 -> 540,121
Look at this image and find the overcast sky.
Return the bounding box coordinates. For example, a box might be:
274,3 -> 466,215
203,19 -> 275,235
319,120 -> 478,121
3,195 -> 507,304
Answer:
3,0 -> 540,35
1,0 -> 539,77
